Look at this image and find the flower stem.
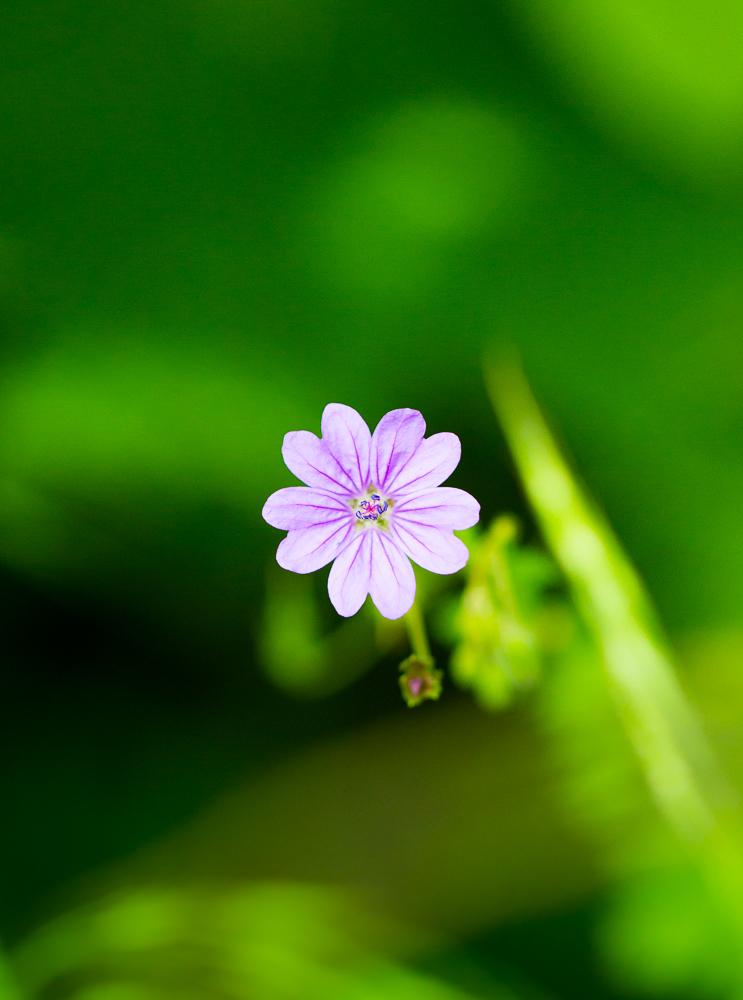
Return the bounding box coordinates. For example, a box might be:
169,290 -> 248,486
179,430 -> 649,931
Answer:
403,601 -> 433,664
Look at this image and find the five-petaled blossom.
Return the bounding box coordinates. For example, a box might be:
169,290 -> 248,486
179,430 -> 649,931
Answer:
262,404 -> 480,619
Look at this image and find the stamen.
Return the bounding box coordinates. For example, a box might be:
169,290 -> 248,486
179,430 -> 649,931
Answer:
355,493 -> 389,521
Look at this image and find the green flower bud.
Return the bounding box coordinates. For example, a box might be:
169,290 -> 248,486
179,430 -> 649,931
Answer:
399,655 -> 443,708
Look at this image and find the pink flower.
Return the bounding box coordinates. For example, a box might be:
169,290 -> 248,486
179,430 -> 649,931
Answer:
262,404 -> 480,619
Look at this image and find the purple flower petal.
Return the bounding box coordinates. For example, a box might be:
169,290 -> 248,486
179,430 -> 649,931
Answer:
368,532 -> 416,619
385,432 -> 461,496
321,403 -> 371,494
282,430 -> 356,496
392,520 -> 469,574
277,520 -> 353,574
395,487 -> 480,530
328,531 -> 372,616
262,487 -> 350,530
370,409 -> 426,492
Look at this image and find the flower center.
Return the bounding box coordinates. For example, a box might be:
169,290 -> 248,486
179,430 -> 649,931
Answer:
355,493 -> 388,522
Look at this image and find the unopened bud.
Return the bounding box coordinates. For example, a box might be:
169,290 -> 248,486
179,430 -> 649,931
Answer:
399,655 -> 443,708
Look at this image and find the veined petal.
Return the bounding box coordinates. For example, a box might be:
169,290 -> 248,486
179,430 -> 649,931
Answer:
392,520 -> 469,575
321,403 -> 371,494
395,487 -> 480,530
386,432 -> 461,496
368,532 -> 416,620
262,487 -> 350,530
276,520 -> 353,574
282,430 -> 356,495
371,408 -> 426,492
328,531 -> 372,617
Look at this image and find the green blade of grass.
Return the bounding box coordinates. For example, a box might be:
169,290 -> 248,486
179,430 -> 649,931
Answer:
485,357 -> 730,843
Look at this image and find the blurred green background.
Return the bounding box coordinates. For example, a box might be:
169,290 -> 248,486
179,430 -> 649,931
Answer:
3,3 -> 743,998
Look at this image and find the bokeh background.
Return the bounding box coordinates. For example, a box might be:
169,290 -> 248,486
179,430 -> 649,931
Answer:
3,3 -> 743,998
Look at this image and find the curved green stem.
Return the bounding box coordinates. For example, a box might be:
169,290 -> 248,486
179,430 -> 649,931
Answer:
403,600 -> 433,664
